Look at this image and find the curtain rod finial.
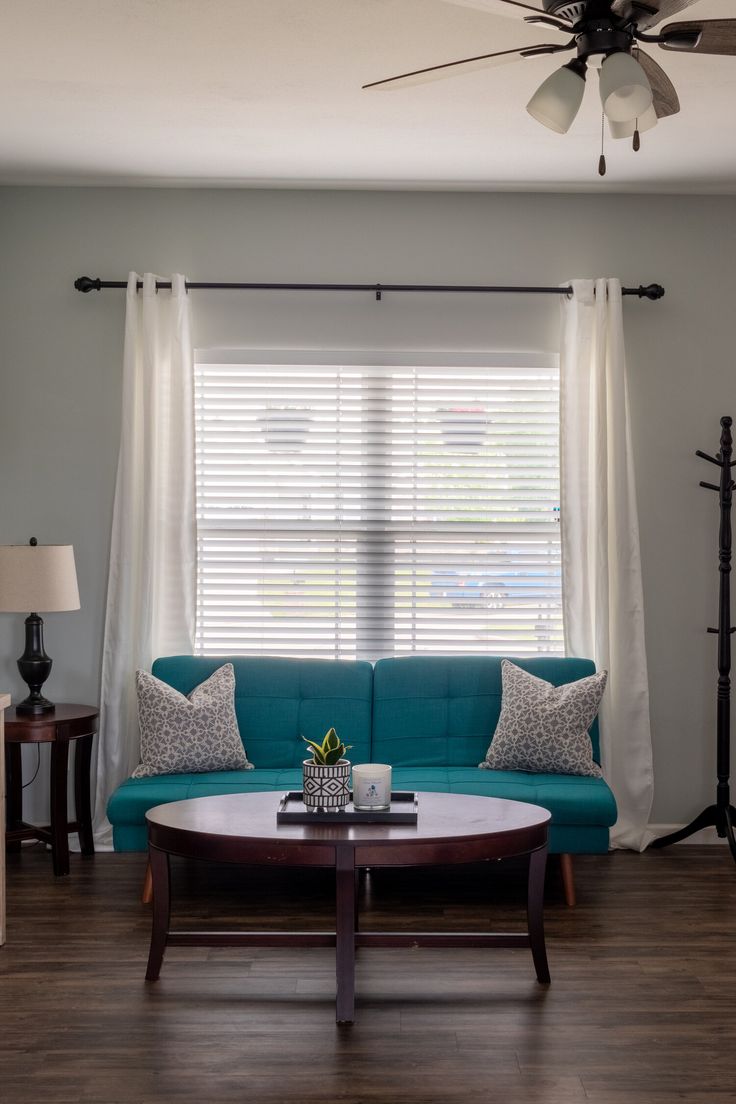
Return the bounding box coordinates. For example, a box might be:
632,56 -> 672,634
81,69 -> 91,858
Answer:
637,283 -> 665,301
74,276 -> 102,293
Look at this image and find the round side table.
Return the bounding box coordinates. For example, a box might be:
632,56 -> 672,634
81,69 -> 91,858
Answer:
4,704 -> 98,877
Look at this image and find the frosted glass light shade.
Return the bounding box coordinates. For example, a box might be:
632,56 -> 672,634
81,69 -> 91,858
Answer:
608,103 -> 658,139
599,52 -> 653,122
526,64 -> 586,134
0,544 -> 80,612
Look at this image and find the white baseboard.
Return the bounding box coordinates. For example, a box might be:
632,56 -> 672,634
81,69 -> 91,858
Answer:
648,823 -> 728,845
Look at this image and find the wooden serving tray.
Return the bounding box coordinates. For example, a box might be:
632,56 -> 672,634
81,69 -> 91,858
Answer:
276,791 -> 418,825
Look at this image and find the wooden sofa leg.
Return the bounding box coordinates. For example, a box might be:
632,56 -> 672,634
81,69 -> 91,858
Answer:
560,853 -> 576,907
141,858 -> 153,905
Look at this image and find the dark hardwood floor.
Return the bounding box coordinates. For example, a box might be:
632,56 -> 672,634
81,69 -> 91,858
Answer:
1,845 -> 735,1104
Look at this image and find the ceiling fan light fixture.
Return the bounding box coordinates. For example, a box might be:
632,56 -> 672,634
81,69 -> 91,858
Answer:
608,103 -> 658,140
599,51 -> 653,123
526,59 -> 587,135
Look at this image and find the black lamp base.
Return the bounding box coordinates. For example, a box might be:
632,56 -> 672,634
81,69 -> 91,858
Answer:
17,612 -> 55,715
16,694 -> 56,716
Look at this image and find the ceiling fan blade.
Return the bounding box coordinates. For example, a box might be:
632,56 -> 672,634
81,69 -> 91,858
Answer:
362,42 -> 573,90
612,1 -> 701,32
659,20 -> 736,56
634,49 -> 680,118
440,0 -> 570,21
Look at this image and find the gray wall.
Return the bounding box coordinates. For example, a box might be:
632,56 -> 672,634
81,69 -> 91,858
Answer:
1,186 -> 734,826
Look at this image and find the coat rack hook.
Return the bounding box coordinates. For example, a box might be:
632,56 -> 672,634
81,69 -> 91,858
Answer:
696,450 -> 724,467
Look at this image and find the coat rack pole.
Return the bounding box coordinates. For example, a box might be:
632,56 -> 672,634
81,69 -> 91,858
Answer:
651,415 -> 736,859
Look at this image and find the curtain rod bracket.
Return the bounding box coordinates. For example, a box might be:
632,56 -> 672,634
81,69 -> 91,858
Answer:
375,283 -> 382,302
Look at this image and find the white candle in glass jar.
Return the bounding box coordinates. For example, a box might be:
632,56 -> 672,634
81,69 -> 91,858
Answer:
352,764 -> 392,810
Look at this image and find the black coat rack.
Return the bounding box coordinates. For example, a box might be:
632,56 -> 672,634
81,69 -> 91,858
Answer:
652,416 -> 736,860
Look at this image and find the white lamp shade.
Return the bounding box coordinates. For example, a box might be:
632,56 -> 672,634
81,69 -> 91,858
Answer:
608,103 -> 658,139
526,65 -> 586,134
0,544 -> 80,612
599,52 -> 653,123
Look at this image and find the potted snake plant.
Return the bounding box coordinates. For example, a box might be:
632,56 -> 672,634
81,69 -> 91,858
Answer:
302,728 -> 352,812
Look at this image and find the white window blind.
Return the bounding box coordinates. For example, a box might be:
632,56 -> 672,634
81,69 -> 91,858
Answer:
194,355 -> 562,660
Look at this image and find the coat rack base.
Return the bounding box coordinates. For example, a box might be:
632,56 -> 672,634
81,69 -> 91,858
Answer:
651,803 -> 736,860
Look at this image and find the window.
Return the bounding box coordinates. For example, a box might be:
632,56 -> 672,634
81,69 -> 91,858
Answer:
194,352 -> 562,660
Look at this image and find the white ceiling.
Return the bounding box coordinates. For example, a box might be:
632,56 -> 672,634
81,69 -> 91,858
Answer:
1,0 -> 735,191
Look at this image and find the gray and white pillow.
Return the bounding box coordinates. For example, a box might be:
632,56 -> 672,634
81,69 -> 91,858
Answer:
480,660 -> 606,778
133,663 -> 253,778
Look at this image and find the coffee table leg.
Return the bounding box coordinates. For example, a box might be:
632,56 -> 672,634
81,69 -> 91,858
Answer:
145,846 -> 171,981
335,847 -> 356,1024
527,845 -> 550,984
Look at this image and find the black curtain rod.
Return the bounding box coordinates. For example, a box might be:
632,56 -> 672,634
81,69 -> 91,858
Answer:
74,275 -> 665,303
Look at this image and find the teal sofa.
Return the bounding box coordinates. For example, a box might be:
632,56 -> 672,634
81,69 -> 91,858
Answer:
108,654 -> 617,902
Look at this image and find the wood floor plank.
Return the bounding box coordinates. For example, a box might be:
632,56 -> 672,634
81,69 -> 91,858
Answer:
1,846 -> 736,1103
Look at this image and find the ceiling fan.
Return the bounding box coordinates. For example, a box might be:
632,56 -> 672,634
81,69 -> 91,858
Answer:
362,1 -> 736,174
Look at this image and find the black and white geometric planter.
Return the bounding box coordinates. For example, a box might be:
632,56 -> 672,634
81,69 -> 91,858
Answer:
302,758 -> 351,812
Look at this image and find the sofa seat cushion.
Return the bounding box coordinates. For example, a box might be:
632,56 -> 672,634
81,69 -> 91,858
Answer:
390,768 -> 616,827
108,770 -> 292,826
108,766 -> 615,832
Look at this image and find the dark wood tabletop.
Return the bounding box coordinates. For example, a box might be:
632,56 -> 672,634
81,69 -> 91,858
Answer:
4,704 -> 99,742
145,790 -> 551,1022
146,790 -> 550,866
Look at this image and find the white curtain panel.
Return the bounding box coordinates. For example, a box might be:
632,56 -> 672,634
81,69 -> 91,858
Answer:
93,273 -> 196,848
560,278 -> 654,851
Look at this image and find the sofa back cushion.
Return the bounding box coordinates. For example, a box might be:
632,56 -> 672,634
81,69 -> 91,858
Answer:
372,655 -> 600,767
151,656 -> 373,770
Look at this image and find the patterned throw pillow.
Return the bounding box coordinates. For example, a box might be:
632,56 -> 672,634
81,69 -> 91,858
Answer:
479,660 -> 607,777
132,663 -> 253,778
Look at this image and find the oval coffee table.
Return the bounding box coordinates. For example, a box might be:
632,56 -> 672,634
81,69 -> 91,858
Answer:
145,790 -> 551,1023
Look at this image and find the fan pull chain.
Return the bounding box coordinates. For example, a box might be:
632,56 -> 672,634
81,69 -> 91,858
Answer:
633,120 -> 641,152
598,112 -> 607,177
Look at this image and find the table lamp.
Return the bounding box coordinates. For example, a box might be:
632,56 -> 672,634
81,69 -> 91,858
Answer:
0,539 -> 80,714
